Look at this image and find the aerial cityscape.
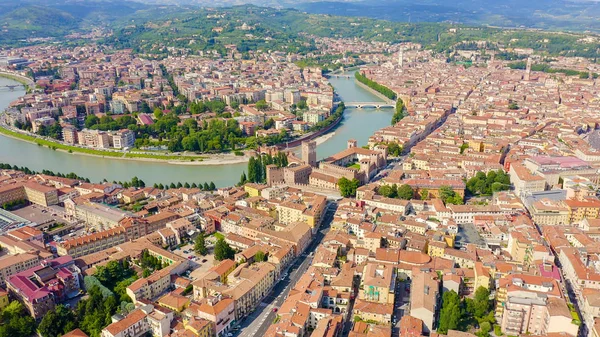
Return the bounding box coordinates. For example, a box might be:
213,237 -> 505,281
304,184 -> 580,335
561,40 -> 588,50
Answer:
1,1 -> 600,337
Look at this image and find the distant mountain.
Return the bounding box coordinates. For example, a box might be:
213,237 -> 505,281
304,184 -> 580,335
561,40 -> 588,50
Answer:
295,0 -> 600,32
124,0 -> 600,32
0,0 -> 151,44
0,5 -> 80,41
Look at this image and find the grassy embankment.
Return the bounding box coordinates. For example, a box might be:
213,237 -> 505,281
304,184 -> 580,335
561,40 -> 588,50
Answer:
0,126 -> 202,161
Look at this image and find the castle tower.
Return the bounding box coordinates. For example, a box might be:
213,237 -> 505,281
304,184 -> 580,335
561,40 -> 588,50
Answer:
347,139 -> 357,149
525,57 -> 532,81
302,140 -> 317,167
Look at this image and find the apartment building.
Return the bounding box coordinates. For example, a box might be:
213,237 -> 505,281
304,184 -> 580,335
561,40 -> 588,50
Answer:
565,198 -> 600,223
276,194 -> 327,230
528,198 -> 570,226
509,162 -> 546,196
65,200 -> 132,230
126,265 -> 174,303
112,129 -> 135,149
501,296 -> 577,336
410,269 -> 440,334
171,317 -> 215,337
23,182 -> 59,207
495,274 -> 563,322
0,183 -> 26,206
193,297 -> 235,337
352,299 -> 393,325
6,256 -> 80,319
359,263 -> 395,304
559,248 -> 600,299
101,304 -> 173,337
56,227 -> 127,258
0,253 -> 40,286
193,262 -> 276,320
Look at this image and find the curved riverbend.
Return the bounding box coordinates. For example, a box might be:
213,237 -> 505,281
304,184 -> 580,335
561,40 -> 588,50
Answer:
0,72 -> 392,186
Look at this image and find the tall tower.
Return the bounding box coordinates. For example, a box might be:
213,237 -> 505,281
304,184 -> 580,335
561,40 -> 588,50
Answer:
398,49 -> 404,69
302,140 -> 317,167
525,57 -> 532,81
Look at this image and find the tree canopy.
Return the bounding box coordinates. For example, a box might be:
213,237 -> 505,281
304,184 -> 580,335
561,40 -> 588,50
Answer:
214,238 -> 235,261
194,232 -> 208,256
0,301 -> 36,337
338,177 -> 360,198
466,170 -> 510,196
440,185 -> 464,205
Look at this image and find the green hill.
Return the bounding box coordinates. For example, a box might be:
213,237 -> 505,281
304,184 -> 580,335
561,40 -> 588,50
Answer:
0,5 -> 80,41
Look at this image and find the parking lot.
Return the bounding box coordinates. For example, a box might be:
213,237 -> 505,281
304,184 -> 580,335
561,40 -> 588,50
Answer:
171,242 -> 216,280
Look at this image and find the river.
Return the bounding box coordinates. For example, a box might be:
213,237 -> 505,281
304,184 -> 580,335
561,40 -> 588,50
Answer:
0,72 -> 392,186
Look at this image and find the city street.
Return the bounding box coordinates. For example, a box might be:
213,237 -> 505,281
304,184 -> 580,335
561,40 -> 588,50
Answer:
392,280 -> 409,337
235,203 -> 337,337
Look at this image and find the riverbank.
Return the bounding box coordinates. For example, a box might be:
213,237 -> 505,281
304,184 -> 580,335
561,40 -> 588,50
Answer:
354,79 -> 396,104
0,125 -> 254,165
0,71 -> 34,90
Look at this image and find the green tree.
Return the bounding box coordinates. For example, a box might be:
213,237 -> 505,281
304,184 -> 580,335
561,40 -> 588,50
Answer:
440,185 -> 463,204
387,142 -> 403,156
378,185 -> 394,198
239,172 -> 247,186
0,301 -> 36,337
392,98 -> 405,124
38,304 -> 76,337
338,177 -> 360,198
264,118 -> 275,130
460,143 -> 469,154
214,238 -> 235,261
255,99 -> 269,111
194,233 -> 208,256
438,290 -> 461,334
85,114 -> 100,128
255,250 -> 267,262
420,188 -> 430,200
397,184 -> 414,200
297,99 -> 308,110
390,184 -> 398,198
209,182 -> 216,190
473,287 -> 492,319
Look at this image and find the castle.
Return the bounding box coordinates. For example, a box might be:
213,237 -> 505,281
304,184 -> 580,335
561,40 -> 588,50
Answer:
266,140 -> 388,191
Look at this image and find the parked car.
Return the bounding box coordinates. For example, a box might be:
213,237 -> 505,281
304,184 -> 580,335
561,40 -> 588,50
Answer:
272,307 -> 278,312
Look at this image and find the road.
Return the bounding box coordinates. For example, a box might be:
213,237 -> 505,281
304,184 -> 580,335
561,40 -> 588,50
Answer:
392,280 -> 409,337
235,203 -> 337,337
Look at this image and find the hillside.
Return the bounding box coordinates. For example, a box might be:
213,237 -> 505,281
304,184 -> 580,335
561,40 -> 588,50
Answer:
103,5 -> 600,59
296,0 -> 600,32
0,5 -> 80,42
0,0 -> 150,45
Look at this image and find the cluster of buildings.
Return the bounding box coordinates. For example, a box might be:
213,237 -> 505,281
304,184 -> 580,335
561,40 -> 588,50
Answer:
2,35 -> 600,337
1,45 -> 338,152
263,139 -> 388,192
0,163 -> 333,337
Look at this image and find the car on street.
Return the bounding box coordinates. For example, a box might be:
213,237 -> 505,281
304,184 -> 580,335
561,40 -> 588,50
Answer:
272,307 -> 278,312
188,256 -> 193,259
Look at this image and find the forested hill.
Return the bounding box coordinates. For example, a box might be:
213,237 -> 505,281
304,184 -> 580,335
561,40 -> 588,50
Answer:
294,0 -> 600,33
103,5 -> 600,59
0,0 -> 150,44
2,1 -> 600,61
